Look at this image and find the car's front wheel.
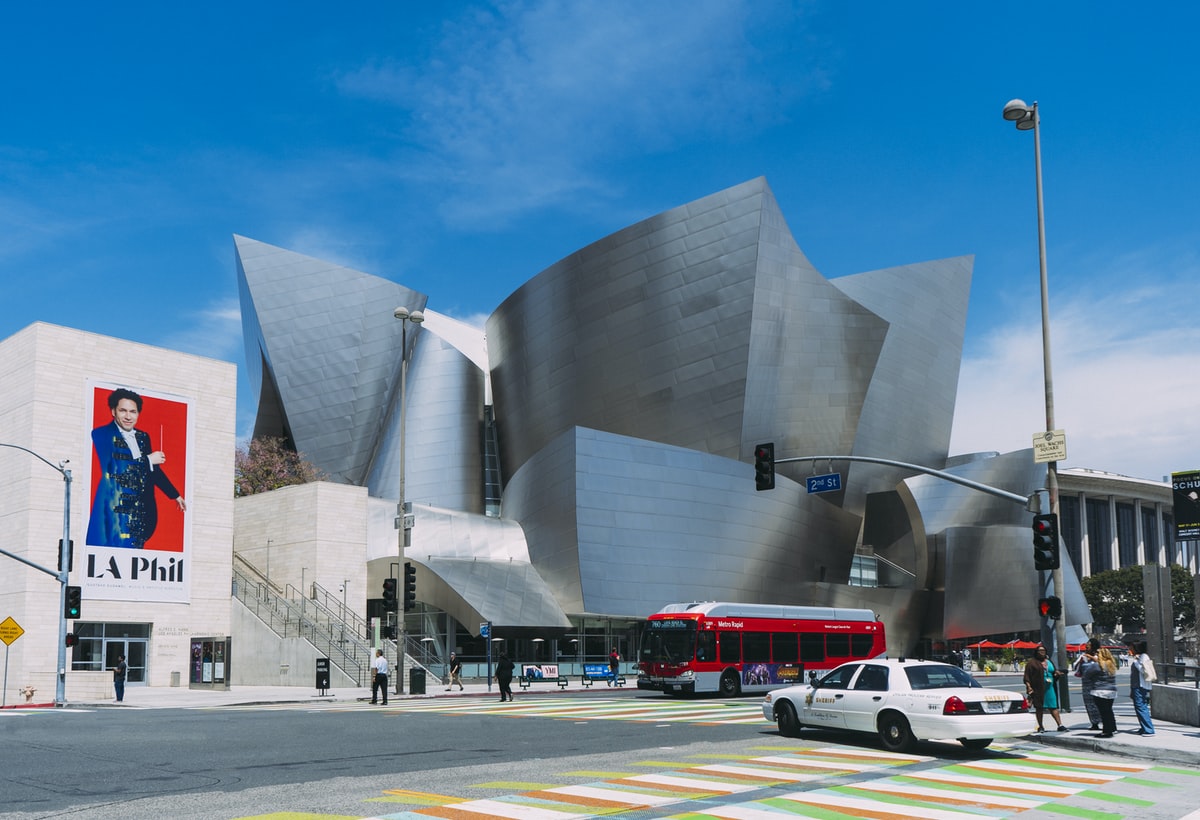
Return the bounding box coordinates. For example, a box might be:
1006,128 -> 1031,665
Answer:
960,738 -> 992,751
878,712 -> 917,753
775,700 -> 801,737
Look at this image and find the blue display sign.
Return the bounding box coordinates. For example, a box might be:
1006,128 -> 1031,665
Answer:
805,473 -> 842,494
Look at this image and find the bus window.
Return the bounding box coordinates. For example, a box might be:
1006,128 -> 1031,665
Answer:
743,632 -> 770,662
827,633 -> 850,658
851,633 -> 876,657
825,633 -> 854,662
718,631 -> 740,663
800,632 -> 825,663
696,630 -> 716,662
772,632 -> 798,663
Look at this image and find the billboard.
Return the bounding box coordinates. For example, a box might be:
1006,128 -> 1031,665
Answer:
83,382 -> 193,603
1173,470 -> 1200,541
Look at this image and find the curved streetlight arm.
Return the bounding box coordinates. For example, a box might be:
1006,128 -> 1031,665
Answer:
774,454 -> 1031,505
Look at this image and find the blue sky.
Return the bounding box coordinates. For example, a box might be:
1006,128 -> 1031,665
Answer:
3,2 -> 1197,482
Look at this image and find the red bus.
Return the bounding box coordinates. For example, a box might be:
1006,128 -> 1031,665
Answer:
637,601 -> 887,697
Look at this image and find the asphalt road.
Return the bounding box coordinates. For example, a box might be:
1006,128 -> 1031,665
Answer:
2,688 -> 1196,819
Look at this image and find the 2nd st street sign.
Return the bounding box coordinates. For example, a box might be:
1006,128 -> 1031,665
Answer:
806,472 -> 842,494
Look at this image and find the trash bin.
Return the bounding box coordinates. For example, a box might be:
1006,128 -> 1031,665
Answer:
409,668 -> 426,695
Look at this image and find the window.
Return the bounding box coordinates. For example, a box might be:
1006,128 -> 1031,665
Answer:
743,632 -> 770,663
826,633 -> 851,658
851,633 -> 876,657
718,631 -> 740,663
772,633 -> 798,663
853,665 -> 889,691
818,664 -> 859,690
696,631 -> 716,662
800,632 -> 825,663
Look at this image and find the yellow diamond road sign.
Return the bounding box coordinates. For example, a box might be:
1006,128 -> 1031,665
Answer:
0,616 -> 24,646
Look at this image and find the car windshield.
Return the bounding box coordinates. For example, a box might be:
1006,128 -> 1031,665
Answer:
904,664 -> 981,690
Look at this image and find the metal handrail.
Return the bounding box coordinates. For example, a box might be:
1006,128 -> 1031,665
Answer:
232,569 -> 368,685
1161,663 -> 1200,688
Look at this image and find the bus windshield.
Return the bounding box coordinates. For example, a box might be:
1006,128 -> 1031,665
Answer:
640,621 -> 697,664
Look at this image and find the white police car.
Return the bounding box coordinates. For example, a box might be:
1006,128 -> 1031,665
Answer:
762,658 -> 1030,752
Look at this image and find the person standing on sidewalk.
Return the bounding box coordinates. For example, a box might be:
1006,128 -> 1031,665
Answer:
1073,637 -> 1102,730
112,654 -> 128,702
371,649 -> 389,705
1128,641 -> 1156,735
1024,645 -> 1067,732
446,652 -> 464,691
608,647 -> 621,686
1081,647 -> 1118,738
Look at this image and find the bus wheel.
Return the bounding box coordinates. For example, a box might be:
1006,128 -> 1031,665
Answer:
719,670 -> 741,697
878,712 -> 916,753
775,701 -> 801,737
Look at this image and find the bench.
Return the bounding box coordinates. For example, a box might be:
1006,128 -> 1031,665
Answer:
518,664 -> 569,689
581,662 -> 625,687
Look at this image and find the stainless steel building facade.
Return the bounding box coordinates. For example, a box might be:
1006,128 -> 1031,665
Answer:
235,177 -> 1098,654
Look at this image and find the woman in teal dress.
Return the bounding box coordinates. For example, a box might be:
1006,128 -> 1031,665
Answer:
1023,645 -> 1067,732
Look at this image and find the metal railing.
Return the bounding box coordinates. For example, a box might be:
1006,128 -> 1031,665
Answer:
232,567 -> 369,686
230,554 -> 440,690
1161,663 -> 1200,688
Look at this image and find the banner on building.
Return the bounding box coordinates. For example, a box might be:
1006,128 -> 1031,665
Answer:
83,381 -> 193,603
1173,469 -> 1200,541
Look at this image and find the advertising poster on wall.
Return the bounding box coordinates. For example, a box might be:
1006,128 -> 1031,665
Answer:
83,381 -> 193,603
1173,469 -> 1200,541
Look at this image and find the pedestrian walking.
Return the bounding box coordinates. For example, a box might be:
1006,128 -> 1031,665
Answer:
608,646 -> 621,686
1081,647 -> 1118,738
1023,645 -> 1067,732
496,652 -> 515,702
1073,637 -> 1102,730
371,649 -> 389,705
446,652 -> 464,691
1128,641 -> 1156,735
112,654 -> 128,703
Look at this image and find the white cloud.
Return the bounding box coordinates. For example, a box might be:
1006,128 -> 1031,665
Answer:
162,298 -> 244,364
334,0 -> 820,226
951,255 -> 1200,482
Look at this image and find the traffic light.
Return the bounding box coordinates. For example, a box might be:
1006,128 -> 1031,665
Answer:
64,585 -> 82,619
1031,513 -> 1060,571
382,577 -> 398,611
403,562 -> 417,612
1037,596 -> 1062,619
65,632 -> 78,648
754,442 -> 775,491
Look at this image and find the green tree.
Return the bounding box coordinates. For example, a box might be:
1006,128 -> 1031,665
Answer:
234,436 -> 326,497
1081,563 -> 1196,633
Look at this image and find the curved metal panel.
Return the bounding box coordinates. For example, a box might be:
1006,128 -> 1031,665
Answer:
235,235 -> 426,484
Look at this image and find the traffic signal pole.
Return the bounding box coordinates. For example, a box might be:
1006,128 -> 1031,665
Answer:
0,444 -> 72,707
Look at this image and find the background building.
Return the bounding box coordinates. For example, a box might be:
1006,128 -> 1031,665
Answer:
0,323 -> 235,699
233,178 -> 1105,679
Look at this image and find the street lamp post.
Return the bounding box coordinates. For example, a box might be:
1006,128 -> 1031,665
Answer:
393,305 -> 424,694
1003,98 -> 1069,708
0,443 -> 72,706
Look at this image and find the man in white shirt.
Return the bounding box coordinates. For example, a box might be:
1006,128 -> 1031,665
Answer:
371,649 -> 389,705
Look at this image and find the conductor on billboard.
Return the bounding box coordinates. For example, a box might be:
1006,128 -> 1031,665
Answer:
84,383 -> 192,602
